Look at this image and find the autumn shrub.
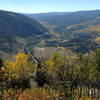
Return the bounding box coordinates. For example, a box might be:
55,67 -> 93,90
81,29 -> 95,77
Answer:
2,87 -> 61,100
1,53 -> 36,80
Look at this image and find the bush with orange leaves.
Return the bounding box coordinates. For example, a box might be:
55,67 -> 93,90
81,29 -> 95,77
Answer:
2,87 -> 60,100
19,88 -> 49,100
19,87 -> 61,100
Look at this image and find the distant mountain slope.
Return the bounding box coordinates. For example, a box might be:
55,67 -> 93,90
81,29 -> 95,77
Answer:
26,12 -> 70,21
0,10 -> 56,58
26,10 -> 100,53
59,18 -> 100,53
27,10 -> 100,31
0,10 -> 100,59
0,10 -> 50,36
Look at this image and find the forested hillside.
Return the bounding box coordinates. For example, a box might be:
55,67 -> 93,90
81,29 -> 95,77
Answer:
0,9 -> 100,100
0,10 -> 57,59
0,49 -> 100,100
27,10 -> 100,31
0,10 -> 100,59
27,10 -> 100,53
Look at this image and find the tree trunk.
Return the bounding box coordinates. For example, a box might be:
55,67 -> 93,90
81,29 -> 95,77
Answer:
88,83 -> 92,97
79,85 -> 82,98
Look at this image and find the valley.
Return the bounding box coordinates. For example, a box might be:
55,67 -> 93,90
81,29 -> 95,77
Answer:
0,9 -> 100,100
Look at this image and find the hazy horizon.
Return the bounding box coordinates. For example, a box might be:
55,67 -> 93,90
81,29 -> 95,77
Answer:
0,0 -> 100,13
0,9 -> 100,14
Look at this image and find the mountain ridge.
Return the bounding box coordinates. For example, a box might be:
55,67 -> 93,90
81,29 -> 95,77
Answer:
26,10 -> 100,53
0,10 -> 56,59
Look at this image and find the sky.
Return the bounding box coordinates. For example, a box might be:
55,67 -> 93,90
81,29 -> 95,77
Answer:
0,0 -> 100,13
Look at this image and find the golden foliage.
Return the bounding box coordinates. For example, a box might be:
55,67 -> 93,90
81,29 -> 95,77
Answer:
95,36 -> 100,43
79,97 -> 94,100
45,52 -> 65,75
19,88 -> 49,100
75,26 -> 100,34
3,88 -> 60,100
1,53 -> 35,79
57,46 -> 66,51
